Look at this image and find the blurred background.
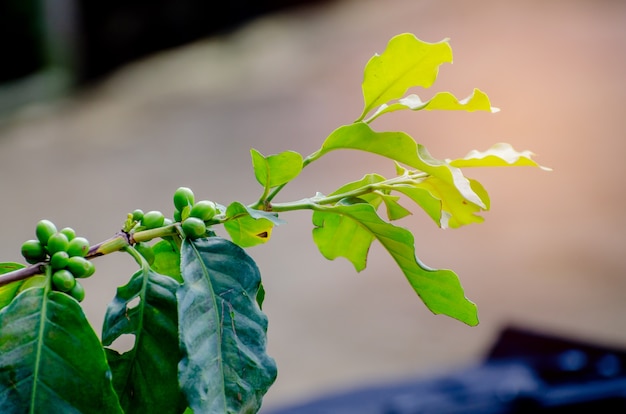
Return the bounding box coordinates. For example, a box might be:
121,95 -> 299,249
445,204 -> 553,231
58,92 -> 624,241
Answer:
1,0 -> 625,411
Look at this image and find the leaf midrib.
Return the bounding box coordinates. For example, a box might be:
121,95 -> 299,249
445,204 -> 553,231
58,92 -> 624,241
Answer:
188,239 -> 227,410
30,280 -> 50,413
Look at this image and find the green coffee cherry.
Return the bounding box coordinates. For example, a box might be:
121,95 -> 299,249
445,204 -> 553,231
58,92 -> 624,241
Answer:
135,242 -> 155,265
173,187 -> 195,211
190,200 -> 217,221
182,217 -> 206,239
50,251 -> 70,270
52,269 -> 76,292
60,227 -> 76,241
21,240 -> 47,264
69,281 -> 85,302
132,209 -> 144,222
67,237 -> 90,257
173,209 -> 182,222
142,210 -> 165,229
67,256 -> 95,278
46,232 -> 70,256
36,220 -> 57,246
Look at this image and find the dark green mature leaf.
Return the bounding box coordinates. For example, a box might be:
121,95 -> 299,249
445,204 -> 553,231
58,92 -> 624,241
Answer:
102,260 -> 183,414
312,202 -> 478,325
177,237 -> 277,414
0,287 -> 122,413
0,263 -> 25,310
312,122 -> 486,209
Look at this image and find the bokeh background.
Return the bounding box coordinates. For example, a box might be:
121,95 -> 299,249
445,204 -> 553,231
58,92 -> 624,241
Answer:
1,0 -> 625,410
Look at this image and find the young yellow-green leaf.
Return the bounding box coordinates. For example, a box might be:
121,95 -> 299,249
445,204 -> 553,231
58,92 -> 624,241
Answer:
312,202 -> 478,325
312,201 -> 374,272
379,193 -> 412,221
0,263 -> 25,310
359,34 -> 453,121
369,88 -> 498,121
311,122 -> 485,208
390,184 -> 443,226
224,202 -> 279,247
449,143 -> 551,170
327,173 -> 387,208
250,149 -> 303,188
414,176 -> 490,229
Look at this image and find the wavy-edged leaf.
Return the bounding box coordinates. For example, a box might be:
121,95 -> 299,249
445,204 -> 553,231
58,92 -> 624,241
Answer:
379,194 -> 412,221
250,149 -> 303,188
0,263 -> 25,310
151,239 -> 182,282
370,88 -> 498,120
313,122 -> 485,208
449,143 -> 551,170
328,173 -> 387,208
102,259 -> 183,413
224,202 -> 284,247
177,237 -> 277,414
413,176 -> 490,229
0,287 -> 123,413
312,202 -> 478,325
391,184 -> 443,226
360,33 -> 452,120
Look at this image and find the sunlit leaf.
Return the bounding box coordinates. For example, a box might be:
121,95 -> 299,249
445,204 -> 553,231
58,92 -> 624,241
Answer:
0,287 -> 123,413
312,122 -> 485,208
0,263 -> 25,310
360,33 -> 452,120
390,184 -> 443,226
370,88 -> 498,120
379,193 -> 412,221
328,173 -> 387,208
312,202 -> 478,325
414,176 -> 490,229
178,237 -> 277,413
449,143 -> 551,170
312,201 -> 374,272
102,260 -> 183,413
250,149 -> 303,188
224,202 -> 279,247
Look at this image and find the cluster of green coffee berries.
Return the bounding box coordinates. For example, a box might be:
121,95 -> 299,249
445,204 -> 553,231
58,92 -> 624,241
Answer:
173,187 -> 217,239
128,188 -> 217,241
130,209 -> 172,230
20,220 -> 93,302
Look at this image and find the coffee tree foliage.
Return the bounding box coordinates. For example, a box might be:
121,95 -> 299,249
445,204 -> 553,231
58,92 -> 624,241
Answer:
0,34 -> 546,413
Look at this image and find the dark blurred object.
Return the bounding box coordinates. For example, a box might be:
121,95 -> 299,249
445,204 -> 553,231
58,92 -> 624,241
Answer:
0,0 -> 327,115
79,0 -> 327,82
0,0 -> 76,114
0,0 -> 46,83
265,325 -> 626,414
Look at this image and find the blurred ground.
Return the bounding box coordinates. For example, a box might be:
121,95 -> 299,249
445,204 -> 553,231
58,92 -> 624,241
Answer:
1,0 -> 625,410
